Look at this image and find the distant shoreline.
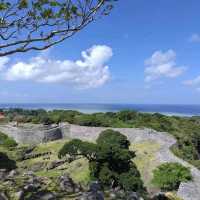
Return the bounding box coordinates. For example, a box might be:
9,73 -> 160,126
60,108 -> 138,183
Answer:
0,103 -> 200,117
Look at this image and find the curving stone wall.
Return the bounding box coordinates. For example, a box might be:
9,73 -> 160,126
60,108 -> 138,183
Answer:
0,123 -> 71,144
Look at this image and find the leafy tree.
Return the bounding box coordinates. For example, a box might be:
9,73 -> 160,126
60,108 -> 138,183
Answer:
96,129 -> 130,149
119,167 -> 144,192
40,116 -> 53,125
152,162 -> 192,191
0,132 -> 17,148
117,110 -> 137,122
0,0 -> 117,57
59,129 -> 146,194
58,139 -> 96,161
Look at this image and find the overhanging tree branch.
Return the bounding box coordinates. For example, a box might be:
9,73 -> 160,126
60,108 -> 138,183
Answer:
0,0 -> 117,57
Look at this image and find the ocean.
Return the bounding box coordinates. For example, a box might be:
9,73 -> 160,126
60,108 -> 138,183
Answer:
0,103 -> 200,117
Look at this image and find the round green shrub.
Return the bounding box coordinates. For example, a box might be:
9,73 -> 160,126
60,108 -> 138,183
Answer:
152,162 -> 192,191
0,132 -> 17,148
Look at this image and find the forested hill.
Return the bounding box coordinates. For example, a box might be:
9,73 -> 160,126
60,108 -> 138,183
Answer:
1,108 -> 200,169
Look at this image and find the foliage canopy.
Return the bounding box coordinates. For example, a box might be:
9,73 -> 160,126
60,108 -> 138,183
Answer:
3,108 -> 200,170
59,129 -> 145,194
0,132 -> 17,148
152,162 -> 192,191
0,0 -> 116,57
0,151 -> 17,171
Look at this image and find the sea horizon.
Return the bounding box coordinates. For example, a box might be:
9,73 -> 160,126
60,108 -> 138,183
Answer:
0,103 -> 200,117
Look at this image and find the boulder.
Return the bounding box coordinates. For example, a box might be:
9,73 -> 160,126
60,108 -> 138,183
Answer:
15,191 -> 24,200
78,191 -> 104,200
0,169 -> 7,180
43,128 -> 63,143
47,160 -> 65,170
7,170 -> 18,178
152,192 -> 169,200
23,171 -> 35,177
78,181 -> 104,200
89,181 -> 101,192
28,162 -> 46,172
0,193 -> 8,200
38,192 -> 56,200
126,192 -> 141,200
59,174 -> 79,193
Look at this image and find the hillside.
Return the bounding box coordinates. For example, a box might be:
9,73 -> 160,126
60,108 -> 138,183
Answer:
0,123 -> 200,200
1,109 -> 200,170
1,109 -> 200,199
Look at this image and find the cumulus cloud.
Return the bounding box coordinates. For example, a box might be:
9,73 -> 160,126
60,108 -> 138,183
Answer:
0,45 -> 113,89
189,33 -> 200,43
184,76 -> 200,91
144,50 -> 185,82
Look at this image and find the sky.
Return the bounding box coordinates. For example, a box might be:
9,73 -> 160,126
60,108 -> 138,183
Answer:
1,0 -> 200,104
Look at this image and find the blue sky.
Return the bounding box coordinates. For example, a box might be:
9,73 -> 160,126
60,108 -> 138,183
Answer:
1,0 -> 200,104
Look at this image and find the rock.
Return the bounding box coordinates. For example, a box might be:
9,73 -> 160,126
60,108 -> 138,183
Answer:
39,192 -> 56,200
78,191 -> 104,200
15,191 -> 24,200
109,191 -> 117,199
78,181 -> 104,200
24,145 -> 36,154
24,184 -> 37,192
0,193 -> 8,200
89,181 -> 101,192
0,169 -> 7,180
43,128 -> 63,143
7,170 -> 18,178
126,192 -> 141,200
23,171 -> 35,177
59,174 -> 77,193
152,192 -> 169,200
29,162 -> 46,172
47,160 -> 65,170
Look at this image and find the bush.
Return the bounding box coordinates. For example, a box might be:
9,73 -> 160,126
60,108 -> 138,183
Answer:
117,110 -> 137,122
0,152 -> 17,171
152,163 -> 192,191
0,132 -> 17,148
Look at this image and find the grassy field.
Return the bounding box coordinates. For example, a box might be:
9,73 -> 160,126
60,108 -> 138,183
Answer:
131,140 -> 161,193
0,137 -> 184,200
16,139 -> 90,186
18,139 -> 162,190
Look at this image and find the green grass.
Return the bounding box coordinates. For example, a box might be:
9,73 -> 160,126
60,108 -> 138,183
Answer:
36,158 -> 90,185
16,139 -> 90,185
130,140 -> 161,192
64,158 -> 90,185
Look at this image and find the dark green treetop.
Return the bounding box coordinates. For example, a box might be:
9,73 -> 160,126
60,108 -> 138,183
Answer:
59,129 -> 146,194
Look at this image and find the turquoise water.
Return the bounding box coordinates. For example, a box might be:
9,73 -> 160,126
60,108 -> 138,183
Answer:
0,103 -> 200,116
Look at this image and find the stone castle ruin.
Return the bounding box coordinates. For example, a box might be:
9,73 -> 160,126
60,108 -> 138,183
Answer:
0,122 -> 71,144
0,122 -> 172,146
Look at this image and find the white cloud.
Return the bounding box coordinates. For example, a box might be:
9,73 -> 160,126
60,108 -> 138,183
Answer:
144,50 -> 185,82
189,33 -> 200,43
184,76 -> 200,91
0,45 -> 113,89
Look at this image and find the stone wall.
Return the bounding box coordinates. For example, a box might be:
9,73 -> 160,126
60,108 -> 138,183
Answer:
0,123 -> 71,144
0,122 -> 168,145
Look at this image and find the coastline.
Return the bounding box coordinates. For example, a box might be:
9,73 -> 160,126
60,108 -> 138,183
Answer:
0,103 -> 200,117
